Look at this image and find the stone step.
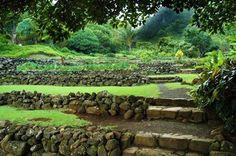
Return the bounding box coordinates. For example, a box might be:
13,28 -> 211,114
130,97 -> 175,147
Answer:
146,106 -> 206,123
123,147 -> 180,156
149,98 -> 195,108
180,69 -> 197,74
131,132 -> 216,154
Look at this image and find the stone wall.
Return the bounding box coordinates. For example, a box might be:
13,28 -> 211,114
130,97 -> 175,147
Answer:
0,91 -> 197,121
0,121 -> 134,156
0,73 -> 183,86
0,57 -> 55,76
0,72 -> 150,86
1,121 -> 235,156
0,91 -> 148,121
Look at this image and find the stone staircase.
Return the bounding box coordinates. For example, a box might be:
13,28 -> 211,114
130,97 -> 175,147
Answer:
122,98 -> 236,156
146,98 -> 206,123
123,132 -> 233,156
147,106 -> 205,123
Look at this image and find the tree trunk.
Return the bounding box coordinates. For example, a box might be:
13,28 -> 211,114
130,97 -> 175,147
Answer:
11,19 -> 17,44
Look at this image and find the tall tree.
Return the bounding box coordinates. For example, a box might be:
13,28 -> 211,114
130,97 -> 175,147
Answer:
1,0 -> 235,41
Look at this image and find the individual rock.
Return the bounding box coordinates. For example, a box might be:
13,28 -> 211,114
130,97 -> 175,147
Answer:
30,144 -> 43,152
134,133 -> 157,147
121,132 -> 133,149
110,147 -> 121,156
123,147 -> 138,156
221,141 -> 235,152
209,142 -> 220,151
146,106 -> 164,119
119,102 -> 130,111
161,107 -> 182,119
105,139 -> 119,151
87,145 -> 97,156
190,109 -> 205,123
124,110 -> 134,120
134,113 -> 144,121
189,138 -> 214,153
159,134 -> 191,150
98,145 -> 107,156
86,106 -> 101,115
3,141 -> 28,156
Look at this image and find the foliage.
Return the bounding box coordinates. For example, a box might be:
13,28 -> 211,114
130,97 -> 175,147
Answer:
0,106 -> 90,127
16,18 -> 39,44
67,29 -> 100,54
17,62 -> 138,72
120,26 -> 137,51
0,34 -> 9,43
175,50 -> 184,60
1,1 -> 235,41
191,51 -> 236,133
184,26 -> 215,57
136,8 -> 192,41
86,23 -> 117,53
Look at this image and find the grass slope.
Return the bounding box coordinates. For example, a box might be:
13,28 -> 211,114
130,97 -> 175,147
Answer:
0,106 -> 90,127
0,84 -> 160,97
0,44 -> 78,58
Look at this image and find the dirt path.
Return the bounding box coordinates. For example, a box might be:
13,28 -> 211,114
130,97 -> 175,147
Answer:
159,84 -> 192,99
78,114 -> 213,138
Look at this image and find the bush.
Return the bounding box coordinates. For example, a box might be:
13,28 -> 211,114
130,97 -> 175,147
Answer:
87,24 -> 115,53
16,18 -> 39,44
184,26 -> 215,57
67,29 -> 100,54
175,50 -> 184,60
191,51 -> 236,133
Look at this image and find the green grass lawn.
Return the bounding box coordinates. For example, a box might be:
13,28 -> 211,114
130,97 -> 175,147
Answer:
164,82 -> 195,90
0,84 -> 160,97
0,106 -> 90,127
148,74 -> 198,83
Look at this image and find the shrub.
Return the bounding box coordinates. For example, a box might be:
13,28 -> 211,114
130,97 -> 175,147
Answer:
191,51 -> 236,133
67,29 -> 100,54
175,49 -> 184,60
87,24 -> 115,53
184,26 -> 215,57
16,18 -> 39,44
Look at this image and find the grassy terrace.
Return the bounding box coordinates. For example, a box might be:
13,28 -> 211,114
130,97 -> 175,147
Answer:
148,74 -> 198,83
0,84 -> 161,97
0,106 -> 90,127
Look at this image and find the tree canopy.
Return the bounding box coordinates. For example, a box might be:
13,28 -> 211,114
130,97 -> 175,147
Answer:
1,0 -> 235,41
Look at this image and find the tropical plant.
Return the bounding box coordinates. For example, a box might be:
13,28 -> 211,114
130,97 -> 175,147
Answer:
191,51 -> 236,133
175,50 -> 184,60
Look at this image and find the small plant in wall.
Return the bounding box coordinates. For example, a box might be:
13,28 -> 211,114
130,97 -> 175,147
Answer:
175,49 -> 184,60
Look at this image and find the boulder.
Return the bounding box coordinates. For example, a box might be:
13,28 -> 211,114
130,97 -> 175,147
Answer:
119,102 -> 130,111
110,147 -> 121,156
124,110 -> 134,120
86,107 -> 101,115
105,139 -> 119,151
98,145 -> 107,156
3,141 -> 28,156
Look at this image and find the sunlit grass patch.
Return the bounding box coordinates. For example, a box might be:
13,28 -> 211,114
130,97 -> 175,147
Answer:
0,106 -> 90,127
